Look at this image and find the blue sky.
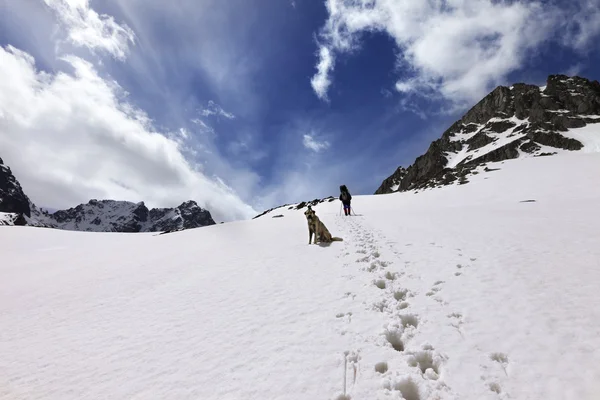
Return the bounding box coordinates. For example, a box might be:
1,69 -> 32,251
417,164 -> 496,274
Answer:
0,0 -> 599,221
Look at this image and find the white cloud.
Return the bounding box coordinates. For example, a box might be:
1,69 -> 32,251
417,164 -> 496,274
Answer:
310,45 -> 335,100
0,45 -> 256,222
199,100 -> 236,120
303,133 -> 330,152
42,0 -> 136,60
312,0 -> 599,105
563,0 -> 600,52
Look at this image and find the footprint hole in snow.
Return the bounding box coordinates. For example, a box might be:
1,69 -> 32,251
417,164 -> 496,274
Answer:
374,279 -> 387,289
375,361 -> 389,374
490,352 -> 508,364
385,330 -> 405,352
408,351 -> 439,374
454,272 -> 462,276
434,280 -> 444,286
385,271 -> 397,280
489,382 -> 502,393
336,313 -> 345,318
397,302 -> 410,310
394,289 -> 408,301
456,264 -> 463,269
400,314 -> 419,329
334,395 -> 352,400
372,251 -> 381,258
392,377 -> 421,400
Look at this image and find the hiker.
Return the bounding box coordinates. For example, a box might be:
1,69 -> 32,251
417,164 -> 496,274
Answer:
339,185 -> 352,216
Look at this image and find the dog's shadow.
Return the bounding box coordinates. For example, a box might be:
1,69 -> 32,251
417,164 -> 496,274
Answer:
317,242 -> 333,248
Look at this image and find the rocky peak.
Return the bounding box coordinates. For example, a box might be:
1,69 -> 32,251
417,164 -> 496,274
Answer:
376,74 -> 600,194
0,155 -> 216,232
0,157 -> 31,217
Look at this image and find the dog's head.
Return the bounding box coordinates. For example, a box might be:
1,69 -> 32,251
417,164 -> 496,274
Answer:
304,206 -> 316,221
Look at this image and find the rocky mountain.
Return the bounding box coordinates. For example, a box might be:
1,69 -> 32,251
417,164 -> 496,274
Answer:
0,157 -> 215,232
0,157 -> 32,219
376,74 -> 600,194
42,199 -> 216,233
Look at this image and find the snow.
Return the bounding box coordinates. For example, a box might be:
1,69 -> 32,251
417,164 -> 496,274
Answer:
0,212 -> 16,225
562,122 -> 600,153
2,153 -> 600,399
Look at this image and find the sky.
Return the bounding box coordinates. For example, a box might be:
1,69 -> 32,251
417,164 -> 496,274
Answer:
0,0 -> 599,222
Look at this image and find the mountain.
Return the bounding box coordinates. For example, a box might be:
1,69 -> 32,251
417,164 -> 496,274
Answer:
45,199 -> 215,233
0,157 -> 32,220
0,157 -> 215,232
376,74 -> 600,194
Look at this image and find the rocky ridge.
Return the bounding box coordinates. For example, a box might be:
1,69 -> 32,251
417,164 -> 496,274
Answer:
0,157 -> 215,232
375,74 -> 600,194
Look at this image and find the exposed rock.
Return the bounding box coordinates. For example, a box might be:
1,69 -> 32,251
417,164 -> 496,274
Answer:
0,157 -> 31,217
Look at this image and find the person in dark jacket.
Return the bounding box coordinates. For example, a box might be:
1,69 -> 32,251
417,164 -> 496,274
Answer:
339,185 -> 352,216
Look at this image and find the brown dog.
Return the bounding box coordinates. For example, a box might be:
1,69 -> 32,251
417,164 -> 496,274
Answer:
304,206 -> 343,244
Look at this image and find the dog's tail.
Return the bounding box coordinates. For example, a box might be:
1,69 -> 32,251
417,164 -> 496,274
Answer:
331,237 -> 344,242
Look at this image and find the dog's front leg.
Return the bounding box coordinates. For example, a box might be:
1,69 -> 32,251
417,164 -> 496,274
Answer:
308,230 -> 313,244
314,224 -> 319,244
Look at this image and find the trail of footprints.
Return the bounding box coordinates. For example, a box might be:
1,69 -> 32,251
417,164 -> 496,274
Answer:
333,218 -> 509,399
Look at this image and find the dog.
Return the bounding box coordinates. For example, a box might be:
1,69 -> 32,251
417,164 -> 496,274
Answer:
304,206 -> 343,245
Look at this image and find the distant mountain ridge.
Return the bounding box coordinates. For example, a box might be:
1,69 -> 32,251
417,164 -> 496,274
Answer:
376,74 -> 600,194
0,157 -> 215,232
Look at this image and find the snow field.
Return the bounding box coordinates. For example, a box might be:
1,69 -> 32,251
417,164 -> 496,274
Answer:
1,152 -> 600,399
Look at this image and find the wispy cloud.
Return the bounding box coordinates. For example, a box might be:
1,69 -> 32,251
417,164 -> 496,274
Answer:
310,45 -> 334,101
303,133 -> 330,152
311,0 -> 600,106
199,100 -> 236,120
0,45 -> 256,222
42,0 -> 136,60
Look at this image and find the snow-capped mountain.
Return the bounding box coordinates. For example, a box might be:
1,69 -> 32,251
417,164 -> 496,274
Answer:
43,199 -> 215,233
0,157 -> 215,232
376,74 -> 600,194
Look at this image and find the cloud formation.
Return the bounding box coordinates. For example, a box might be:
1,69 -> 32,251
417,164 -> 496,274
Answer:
42,0 -> 136,60
303,133 -> 330,152
200,100 -> 236,120
0,45 -> 256,222
311,0 -> 600,105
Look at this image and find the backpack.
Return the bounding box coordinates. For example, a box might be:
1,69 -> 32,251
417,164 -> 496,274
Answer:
340,185 -> 351,202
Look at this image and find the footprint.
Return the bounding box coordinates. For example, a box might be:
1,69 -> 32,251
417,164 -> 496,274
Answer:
490,352 -> 509,376
447,312 -> 464,337
384,326 -> 406,352
383,376 -> 421,400
406,344 -> 446,379
454,272 -> 462,276
374,279 -> 387,289
433,280 -> 445,286
488,382 -> 502,394
394,289 -> 410,301
399,314 -> 419,329
374,361 -> 388,374
384,271 -> 398,280
426,287 -> 441,296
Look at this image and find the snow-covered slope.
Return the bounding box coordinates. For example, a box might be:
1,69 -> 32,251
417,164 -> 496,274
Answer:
2,152 -> 600,400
